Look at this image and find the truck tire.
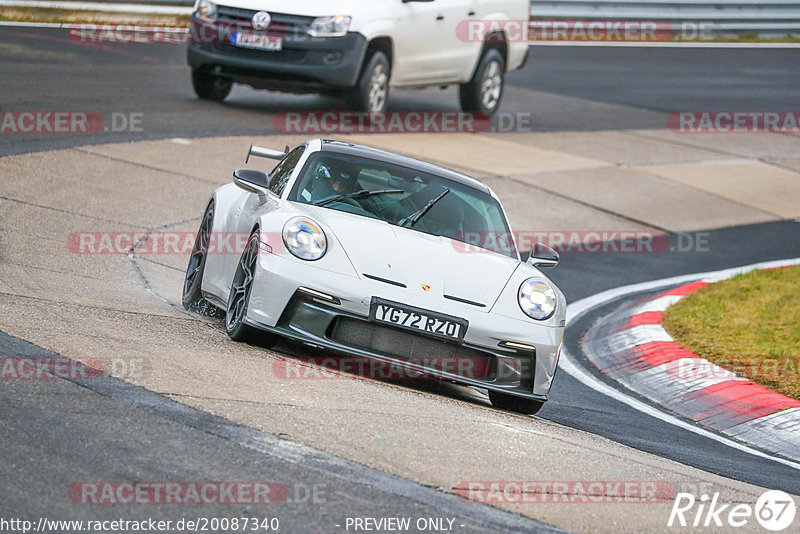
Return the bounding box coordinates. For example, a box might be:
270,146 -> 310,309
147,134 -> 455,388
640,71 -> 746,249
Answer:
347,51 -> 390,112
459,48 -> 505,116
192,69 -> 233,102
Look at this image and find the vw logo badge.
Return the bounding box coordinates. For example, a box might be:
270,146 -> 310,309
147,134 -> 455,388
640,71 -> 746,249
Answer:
252,11 -> 271,31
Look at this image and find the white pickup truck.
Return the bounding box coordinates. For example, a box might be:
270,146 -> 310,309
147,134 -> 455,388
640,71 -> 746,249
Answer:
187,0 -> 530,114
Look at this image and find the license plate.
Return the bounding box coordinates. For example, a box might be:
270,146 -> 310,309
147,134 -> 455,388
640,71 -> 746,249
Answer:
370,298 -> 468,342
232,31 -> 283,51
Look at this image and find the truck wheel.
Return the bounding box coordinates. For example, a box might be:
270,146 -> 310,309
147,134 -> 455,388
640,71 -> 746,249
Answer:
347,51 -> 390,112
192,69 -> 232,102
459,48 -> 505,116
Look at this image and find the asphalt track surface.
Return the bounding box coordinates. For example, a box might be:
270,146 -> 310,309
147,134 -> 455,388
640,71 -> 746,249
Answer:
2,27 -> 800,156
2,26 -> 800,530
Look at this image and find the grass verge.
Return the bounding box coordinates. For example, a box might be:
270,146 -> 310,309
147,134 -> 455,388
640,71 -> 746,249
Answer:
662,265 -> 800,400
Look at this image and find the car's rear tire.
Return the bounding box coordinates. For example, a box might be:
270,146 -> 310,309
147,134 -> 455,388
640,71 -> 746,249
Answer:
347,51 -> 390,112
489,390 -> 545,415
192,69 -> 233,102
459,48 -> 505,116
183,201 -> 215,314
226,231 -> 279,347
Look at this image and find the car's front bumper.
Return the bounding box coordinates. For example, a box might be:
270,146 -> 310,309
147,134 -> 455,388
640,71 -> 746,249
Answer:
186,18 -> 368,91
241,252 -> 563,401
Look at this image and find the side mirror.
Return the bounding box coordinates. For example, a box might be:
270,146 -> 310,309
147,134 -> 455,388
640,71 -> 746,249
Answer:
528,243 -> 559,268
233,168 -> 271,202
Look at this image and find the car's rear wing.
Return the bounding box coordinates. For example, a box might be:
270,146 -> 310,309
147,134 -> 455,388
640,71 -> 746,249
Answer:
246,144 -> 289,163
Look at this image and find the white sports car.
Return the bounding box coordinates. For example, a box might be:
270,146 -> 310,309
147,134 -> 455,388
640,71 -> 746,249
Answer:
183,139 -> 565,414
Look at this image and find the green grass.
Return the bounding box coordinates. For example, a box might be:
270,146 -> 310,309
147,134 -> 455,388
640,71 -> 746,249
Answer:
662,265 -> 800,400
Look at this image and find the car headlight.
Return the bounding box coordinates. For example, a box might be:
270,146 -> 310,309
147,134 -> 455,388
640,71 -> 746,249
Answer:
308,15 -> 351,37
282,218 -> 327,261
518,278 -> 556,320
194,0 -> 217,23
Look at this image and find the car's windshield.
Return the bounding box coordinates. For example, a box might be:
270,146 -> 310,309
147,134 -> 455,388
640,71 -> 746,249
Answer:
288,151 -> 517,259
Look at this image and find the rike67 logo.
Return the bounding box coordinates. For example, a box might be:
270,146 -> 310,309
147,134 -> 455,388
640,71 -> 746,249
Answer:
669,490 -> 796,531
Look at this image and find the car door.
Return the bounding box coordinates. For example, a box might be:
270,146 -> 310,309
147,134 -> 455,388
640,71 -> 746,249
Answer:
393,0 -> 479,86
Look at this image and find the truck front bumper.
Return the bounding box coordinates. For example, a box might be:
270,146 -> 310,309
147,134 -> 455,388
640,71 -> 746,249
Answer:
187,20 -> 368,91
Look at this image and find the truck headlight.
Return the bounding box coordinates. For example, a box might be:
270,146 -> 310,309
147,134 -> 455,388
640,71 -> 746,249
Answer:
194,0 -> 217,23
518,278 -> 556,320
283,218 -> 327,261
308,15 -> 351,37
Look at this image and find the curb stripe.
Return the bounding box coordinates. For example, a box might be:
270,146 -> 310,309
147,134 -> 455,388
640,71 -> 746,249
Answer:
630,295 -> 682,313
578,261 -> 800,463
627,311 -> 664,328
658,280 -> 711,297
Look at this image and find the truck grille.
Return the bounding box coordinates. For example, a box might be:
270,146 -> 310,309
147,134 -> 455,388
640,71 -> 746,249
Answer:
330,317 -> 491,379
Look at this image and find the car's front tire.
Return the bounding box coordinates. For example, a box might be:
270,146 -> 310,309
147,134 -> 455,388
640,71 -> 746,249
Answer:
183,201 -> 215,314
192,69 -> 233,102
347,51 -> 390,112
489,390 -> 545,415
226,231 -> 279,347
459,48 -> 505,116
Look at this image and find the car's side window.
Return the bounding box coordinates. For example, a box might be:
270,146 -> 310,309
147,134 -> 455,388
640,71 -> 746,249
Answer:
269,146 -> 305,196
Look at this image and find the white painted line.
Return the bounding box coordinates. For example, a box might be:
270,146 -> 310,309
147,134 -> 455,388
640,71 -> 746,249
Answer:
0,21 -> 66,28
0,21 -> 186,29
530,41 -> 800,49
0,20 -> 190,31
560,257 -> 800,471
0,0 -> 191,15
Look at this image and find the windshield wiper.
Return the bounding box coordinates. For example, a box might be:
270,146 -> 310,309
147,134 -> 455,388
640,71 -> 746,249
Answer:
399,189 -> 450,228
314,189 -> 404,207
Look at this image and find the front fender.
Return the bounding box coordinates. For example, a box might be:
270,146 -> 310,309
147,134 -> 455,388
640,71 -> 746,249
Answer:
489,264 -> 567,330
201,183 -> 256,303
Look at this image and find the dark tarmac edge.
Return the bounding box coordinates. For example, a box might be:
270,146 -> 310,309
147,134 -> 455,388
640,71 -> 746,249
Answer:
0,330 -> 566,534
